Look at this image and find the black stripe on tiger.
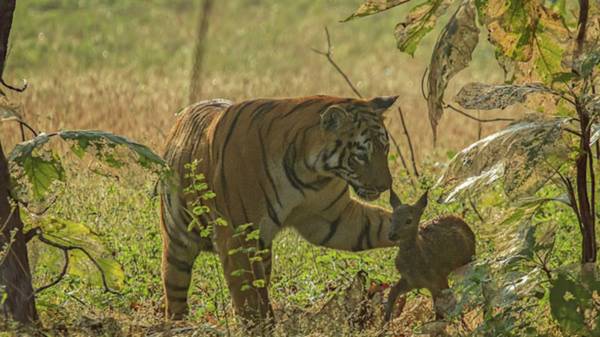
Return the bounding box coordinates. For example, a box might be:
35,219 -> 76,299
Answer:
165,281 -> 190,292
322,185 -> 348,211
166,254 -> 194,273
320,215 -> 341,246
219,100 -> 256,212
249,101 -> 278,126
258,183 -> 282,227
353,221 -> 371,251
376,218 -> 383,241
258,130 -> 283,207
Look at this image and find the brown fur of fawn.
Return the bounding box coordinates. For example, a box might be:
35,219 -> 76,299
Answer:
384,190 -> 476,322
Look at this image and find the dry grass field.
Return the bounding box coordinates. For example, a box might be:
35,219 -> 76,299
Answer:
0,1 -> 534,336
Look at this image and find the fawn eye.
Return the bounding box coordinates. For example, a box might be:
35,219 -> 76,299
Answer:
405,218 -> 412,224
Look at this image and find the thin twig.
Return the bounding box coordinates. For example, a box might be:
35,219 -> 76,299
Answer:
444,103 -> 514,123
0,77 -> 27,93
397,106 -> 419,177
312,27 -> 363,98
389,133 -> 416,190
468,196 -> 484,223
36,232 -> 121,295
36,249 -> 69,294
420,67 -> 429,100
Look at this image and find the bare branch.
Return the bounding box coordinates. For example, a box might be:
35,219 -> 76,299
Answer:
36,249 -> 68,294
420,67 -> 429,100
444,103 -> 514,123
312,27 -> 363,98
0,78 -> 27,93
36,232 -> 121,295
388,133 -> 416,190
397,107 -> 419,177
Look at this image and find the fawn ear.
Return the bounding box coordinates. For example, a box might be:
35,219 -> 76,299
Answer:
389,189 -> 401,209
416,190 -> 428,210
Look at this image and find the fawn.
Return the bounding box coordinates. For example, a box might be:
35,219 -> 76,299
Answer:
384,190 -> 476,322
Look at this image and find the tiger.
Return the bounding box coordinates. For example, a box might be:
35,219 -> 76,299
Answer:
158,95 -> 400,324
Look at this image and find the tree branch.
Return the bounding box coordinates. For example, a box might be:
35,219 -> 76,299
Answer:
312,27 -> 363,98
35,248 -> 68,294
397,107 -> 419,177
388,133 -> 416,190
36,232 -> 121,295
444,103 -> 514,123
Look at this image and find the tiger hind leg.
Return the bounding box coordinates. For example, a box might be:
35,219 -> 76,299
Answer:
161,238 -> 201,320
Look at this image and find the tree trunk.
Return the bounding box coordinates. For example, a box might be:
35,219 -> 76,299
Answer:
0,0 -> 38,324
0,142 -> 37,323
188,0 -> 214,104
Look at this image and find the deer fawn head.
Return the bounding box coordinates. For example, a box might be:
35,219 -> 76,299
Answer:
388,189 -> 428,242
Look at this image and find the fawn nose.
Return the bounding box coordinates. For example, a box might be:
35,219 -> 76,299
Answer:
388,231 -> 400,241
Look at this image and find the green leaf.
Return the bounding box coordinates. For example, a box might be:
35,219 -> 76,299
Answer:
454,82 -> 550,110
427,0 -> 479,142
9,133 -> 64,200
58,130 -> 165,170
574,50 -> 600,78
37,217 -> 124,290
394,0 -> 451,56
21,154 -> 65,200
550,273 -> 588,335
342,0 -> 411,22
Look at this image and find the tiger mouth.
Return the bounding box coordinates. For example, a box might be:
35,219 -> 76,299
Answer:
355,188 -> 381,201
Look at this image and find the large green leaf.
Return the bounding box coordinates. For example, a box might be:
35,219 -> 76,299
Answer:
9,133 -> 65,200
437,117 -> 570,202
59,130 -> 165,170
549,273 -> 590,335
38,217 -> 124,290
454,82 -> 551,110
476,0 -> 569,83
342,0 -> 411,22
394,0 -> 451,56
427,0 -> 479,142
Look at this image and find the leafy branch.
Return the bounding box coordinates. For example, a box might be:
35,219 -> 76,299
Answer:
33,228 -> 120,295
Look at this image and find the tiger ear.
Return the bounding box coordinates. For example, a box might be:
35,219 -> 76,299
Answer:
321,105 -> 350,132
368,95 -> 399,114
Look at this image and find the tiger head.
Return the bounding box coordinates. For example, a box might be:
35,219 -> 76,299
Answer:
318,96 -> 398,201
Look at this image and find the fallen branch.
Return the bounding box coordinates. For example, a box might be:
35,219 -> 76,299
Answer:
312,27 -> 363,99
35,231 -> 120,295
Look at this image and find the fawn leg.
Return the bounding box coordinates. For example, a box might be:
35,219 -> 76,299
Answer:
431,279 -> 452,320
384,278 -> 410,322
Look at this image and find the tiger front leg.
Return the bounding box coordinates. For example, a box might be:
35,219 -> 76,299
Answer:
215,225 -> 274,329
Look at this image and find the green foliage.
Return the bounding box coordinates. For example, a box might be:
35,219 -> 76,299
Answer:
35,216 -> 125,290
342,0 -> 409,22
393,0 -> 451,56
549,268 -> 600,336
9,130 -> 165,200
